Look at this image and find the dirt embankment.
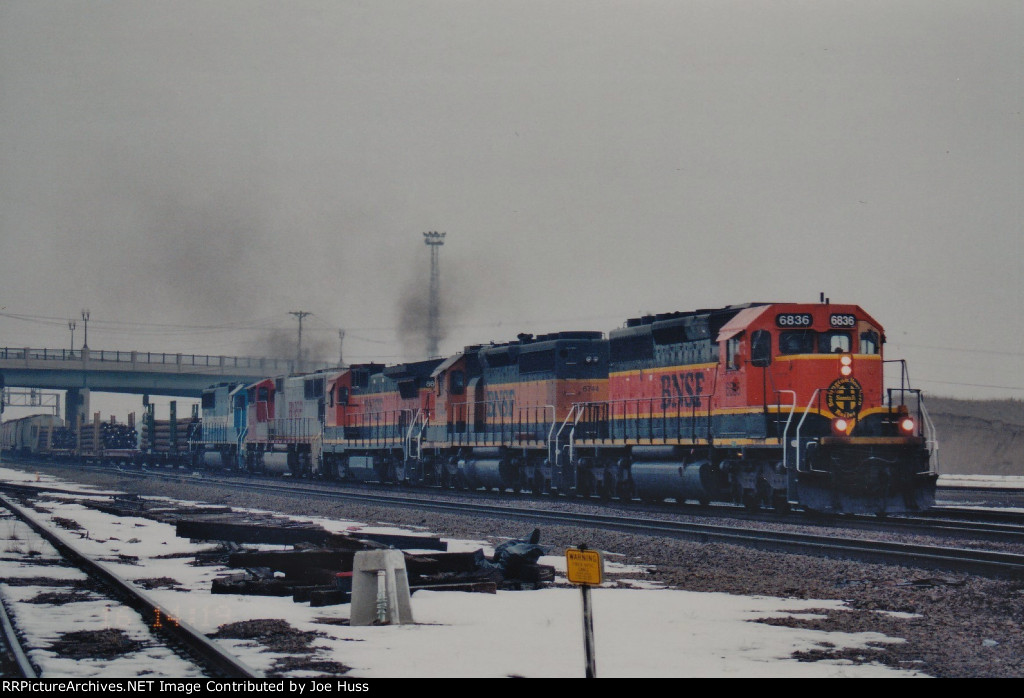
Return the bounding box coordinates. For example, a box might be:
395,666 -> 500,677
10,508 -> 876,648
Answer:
926,398 -> 1024,475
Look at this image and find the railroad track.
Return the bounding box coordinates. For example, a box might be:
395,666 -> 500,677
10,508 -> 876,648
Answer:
1,587 -> 35,678
33,466 -> 1024,579
0,491 -> 261,679
7,460 -> 1024,579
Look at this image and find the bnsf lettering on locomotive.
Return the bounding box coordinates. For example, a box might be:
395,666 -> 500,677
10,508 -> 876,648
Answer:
485,389 -> 516,418
660,372 -> 704,409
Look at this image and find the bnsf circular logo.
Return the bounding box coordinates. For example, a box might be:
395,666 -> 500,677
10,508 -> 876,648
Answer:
826,377 -> 863,418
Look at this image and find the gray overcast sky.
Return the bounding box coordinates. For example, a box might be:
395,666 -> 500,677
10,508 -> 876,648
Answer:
1,0 -> 1021,403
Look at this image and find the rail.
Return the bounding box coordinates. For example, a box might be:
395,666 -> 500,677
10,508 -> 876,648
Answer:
0,346 -> 332,373
0,492 -> 262,677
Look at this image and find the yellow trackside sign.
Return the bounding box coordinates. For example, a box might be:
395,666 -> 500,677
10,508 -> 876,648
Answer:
566,548 -> 604,586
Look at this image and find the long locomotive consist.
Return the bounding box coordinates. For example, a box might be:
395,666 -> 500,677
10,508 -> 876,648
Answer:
2,301 -> 939,515
198,300 -> 938,514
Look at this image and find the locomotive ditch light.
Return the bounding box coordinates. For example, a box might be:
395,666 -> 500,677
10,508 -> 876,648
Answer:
833,418 -> 850,434
839,354 -> 853,376
899,416 -> 916,434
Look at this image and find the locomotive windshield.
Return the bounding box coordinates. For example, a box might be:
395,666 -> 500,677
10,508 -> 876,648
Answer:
819,331 -> 851,354
779,329 -> 877,355
779,330 -> 815,355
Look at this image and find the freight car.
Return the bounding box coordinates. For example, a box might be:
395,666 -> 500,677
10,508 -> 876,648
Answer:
1,413 -> 64,457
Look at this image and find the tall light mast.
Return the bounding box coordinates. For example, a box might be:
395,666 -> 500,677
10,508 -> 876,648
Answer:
289,310 -> 312,366
423,231 -> 446,357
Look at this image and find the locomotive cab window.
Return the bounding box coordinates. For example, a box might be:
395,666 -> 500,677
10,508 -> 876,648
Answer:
819,331 -> 851,354
750,330 -> 771,367
337,387 -> 349,405
726,336 -> 741,370
859,330 -> 880,355
449,370 -> 466,395
779,330 -> 815,355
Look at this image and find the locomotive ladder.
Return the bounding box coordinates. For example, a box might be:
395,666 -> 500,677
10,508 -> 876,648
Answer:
404,409 -> 427,462
554,404 -> 585,467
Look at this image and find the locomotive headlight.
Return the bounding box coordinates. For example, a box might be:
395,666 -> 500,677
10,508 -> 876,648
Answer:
899,416 -> 916,434
833,418 -> 849,433
839,354 -> 853,376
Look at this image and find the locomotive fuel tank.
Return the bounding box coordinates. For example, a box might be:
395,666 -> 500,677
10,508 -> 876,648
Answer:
630,447 -> 721,503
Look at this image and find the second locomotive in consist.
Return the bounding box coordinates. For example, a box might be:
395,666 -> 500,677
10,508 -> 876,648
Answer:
191,300 -> 936,515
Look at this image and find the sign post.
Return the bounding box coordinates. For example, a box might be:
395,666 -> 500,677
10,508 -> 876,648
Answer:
565,545 -> 603,678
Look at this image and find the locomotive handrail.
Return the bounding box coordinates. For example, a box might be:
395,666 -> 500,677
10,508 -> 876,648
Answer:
794,389 -> 822,474
403,409 -> 428,461
542,405 -> 556,465
567,403 -> 587,463
776,390 -> 798,472
445,399 -> 553,447
554,405 -> 581,468
565,396 -> 711,444
883,360 -> 940,475
919,399 -> 939,474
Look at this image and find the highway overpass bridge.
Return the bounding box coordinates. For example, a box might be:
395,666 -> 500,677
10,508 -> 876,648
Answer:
0,346 -> 334,424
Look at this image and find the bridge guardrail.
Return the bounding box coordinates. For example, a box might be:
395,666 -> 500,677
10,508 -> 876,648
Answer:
0,347 -> 332,374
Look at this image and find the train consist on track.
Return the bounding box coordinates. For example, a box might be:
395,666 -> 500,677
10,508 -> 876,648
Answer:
1,301 -> 938,514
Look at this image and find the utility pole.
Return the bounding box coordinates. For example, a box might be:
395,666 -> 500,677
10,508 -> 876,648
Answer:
338,329 -> 346,368
289,310 -> 312,366
68,320 -> 76,351
81,309 -> 90,350
423,231 -> 445,357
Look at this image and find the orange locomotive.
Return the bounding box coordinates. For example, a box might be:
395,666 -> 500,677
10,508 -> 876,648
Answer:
569,301 -> 937,514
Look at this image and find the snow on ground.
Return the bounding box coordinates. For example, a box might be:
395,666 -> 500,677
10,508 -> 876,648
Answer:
0,466 -> 927,678
938,474 -> 1024,489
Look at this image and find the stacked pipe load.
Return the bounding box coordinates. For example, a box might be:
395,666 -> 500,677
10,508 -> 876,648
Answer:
77,415 -> 100,457
50,426 -> 76,451
143,420 -> 194,453
101,420 -> 138,450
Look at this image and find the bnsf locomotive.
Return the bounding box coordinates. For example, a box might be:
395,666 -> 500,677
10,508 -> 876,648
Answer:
190,300 -> 937,515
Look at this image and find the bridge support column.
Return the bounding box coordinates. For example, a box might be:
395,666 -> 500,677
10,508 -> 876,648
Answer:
65,388 -> 90,428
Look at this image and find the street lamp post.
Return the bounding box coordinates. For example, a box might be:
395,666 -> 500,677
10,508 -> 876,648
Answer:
81,309 -> 90,350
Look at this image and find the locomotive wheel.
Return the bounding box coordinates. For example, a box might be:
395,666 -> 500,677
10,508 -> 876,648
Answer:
576,471 -> 593,498
772,495 -> 791,513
